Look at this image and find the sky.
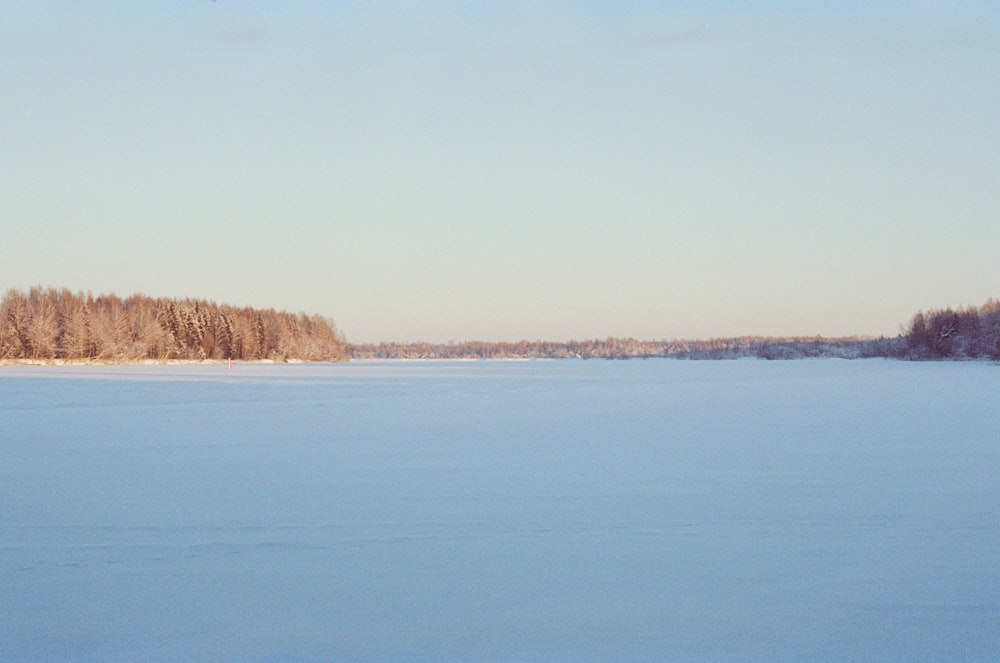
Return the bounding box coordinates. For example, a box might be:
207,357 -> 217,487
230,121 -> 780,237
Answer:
2,1 -> 998,343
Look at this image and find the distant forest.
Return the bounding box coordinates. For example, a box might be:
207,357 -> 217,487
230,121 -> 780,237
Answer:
349,335 -> 894,361
3,288 -> 997,363
349,299 -> 1000,361
0,287 -> 348,363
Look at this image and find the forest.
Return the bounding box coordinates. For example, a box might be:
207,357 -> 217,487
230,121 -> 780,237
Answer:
348,335 -> 894,360
0,287 -> 348,363
902,299 -> 1000,360
3,287 -> 997,363
349,299 -> 1000,361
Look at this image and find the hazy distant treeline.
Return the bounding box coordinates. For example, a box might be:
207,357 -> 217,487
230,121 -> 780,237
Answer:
0,287 -> 348,363
350,299 -> 1000,362
349,335 -> 897,361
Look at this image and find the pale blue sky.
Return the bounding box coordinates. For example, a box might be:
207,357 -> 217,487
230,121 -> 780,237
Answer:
3,1 -> 998,342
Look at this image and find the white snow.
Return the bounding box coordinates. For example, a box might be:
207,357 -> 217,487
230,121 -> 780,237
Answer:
2,360 -> 998,661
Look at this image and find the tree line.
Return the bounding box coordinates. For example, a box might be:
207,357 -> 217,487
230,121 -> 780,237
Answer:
349,299 -> 999,362
4,287 -> 995,363
348,335 -> 894,361
0,287 -> 348,363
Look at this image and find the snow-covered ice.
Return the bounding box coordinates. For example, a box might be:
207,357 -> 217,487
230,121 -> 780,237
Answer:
2,359 -> 998,661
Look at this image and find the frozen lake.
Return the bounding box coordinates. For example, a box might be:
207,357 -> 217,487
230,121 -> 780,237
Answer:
2,359 -> 998,661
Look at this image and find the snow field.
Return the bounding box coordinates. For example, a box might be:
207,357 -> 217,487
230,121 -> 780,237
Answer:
2,360 -> 998,661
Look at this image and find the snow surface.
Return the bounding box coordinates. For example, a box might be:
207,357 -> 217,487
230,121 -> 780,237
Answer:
2,359 -> 998,662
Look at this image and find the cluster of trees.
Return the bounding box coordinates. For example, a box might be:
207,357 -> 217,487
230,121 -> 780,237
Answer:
903,299 -> 1000,360
348,335 -> 894,361
0,287 -> 348,363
